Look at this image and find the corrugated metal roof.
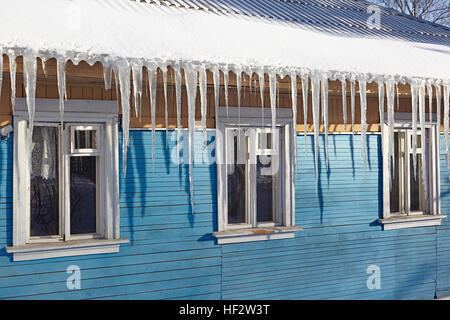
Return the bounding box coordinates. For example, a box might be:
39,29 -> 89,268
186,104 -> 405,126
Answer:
134,0 -> 450,45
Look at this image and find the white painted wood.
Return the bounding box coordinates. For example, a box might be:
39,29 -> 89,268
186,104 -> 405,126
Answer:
11,99 -> 123,260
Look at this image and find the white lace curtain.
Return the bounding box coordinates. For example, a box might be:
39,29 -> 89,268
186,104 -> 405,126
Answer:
31,127 -> 58,180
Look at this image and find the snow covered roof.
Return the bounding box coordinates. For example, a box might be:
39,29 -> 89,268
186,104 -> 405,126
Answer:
135,0 -> 450,45
0,0 -> 449,83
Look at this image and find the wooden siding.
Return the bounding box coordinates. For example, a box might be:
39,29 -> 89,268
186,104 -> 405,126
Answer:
0,130 -> 449,299
2,56 -> 446,133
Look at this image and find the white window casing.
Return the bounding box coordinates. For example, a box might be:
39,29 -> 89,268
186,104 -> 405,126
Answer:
379,112 -> 446,230
7,98 -> 128,261
213,107 -> 301,244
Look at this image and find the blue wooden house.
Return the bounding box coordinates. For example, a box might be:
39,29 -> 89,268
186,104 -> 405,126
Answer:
0,0 -> 449,299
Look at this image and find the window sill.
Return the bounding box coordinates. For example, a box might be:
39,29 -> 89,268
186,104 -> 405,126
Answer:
213,226 -> 302,244
378,214 -> 447,230
6,238 -> 129,261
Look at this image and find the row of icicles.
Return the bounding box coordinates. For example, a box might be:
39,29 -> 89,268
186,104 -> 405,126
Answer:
2,51 -> 450,211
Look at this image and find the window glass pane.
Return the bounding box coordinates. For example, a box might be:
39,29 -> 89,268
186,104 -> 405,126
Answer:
31,127 -> 60,237
256,155 -> 278,222
74,130 -> 96,149
258,132 -> 272,150
70,156 -> 97,234
410,154 -> 426,212
227,131 -> 247,224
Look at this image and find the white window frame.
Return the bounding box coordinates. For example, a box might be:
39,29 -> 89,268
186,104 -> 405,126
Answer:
7,99 -> 128,261
213,107 -> 301,244
380,112 -> 446,230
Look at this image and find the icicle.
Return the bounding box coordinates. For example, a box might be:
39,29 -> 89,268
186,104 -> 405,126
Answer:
396,84 -> 400,110
311,76 -> 321,185
174,65 -> 183,165
223,68 -> 229,118
290,72 -> 298,170
116,61 -> 131,176
23,51 -> 37,170
350,79 -> 356,135
147,65 -> 157,167
9,54 -> 17,111
236,70 -> 242,130
258,71 -> 265,126
411,81 -> 419,181
386,79 -> 395,183
199,66 -> 208,148
212,67 -> 220,128
113,66 -> 120,111
301,75 -> 309,152
103,64 -> 113,90
419,82 -> 428,198
427,83 -> 433,124
184,66 -> 198,213
341,77 -> 347,130
41,58 -> 47,77
56,58 -> 66,127
162,66 -> 169,146
444,84 -> 450,177
436,84 -> 442,130
359,76 -> 367,177
377,81 -> 385,125
131,64 -> 143,120
321,75 -> 329,168
268,73 -> 277,150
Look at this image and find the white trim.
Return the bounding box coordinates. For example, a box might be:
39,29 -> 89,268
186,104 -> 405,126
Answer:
213,226 -> 302,244
10,98 -> 124,261
378,214 -> 446,230
215,107 -> 298,242
6,239 -> 129,261
380,112 -> 444,229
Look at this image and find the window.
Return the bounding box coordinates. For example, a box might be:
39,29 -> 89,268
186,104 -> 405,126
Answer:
214,107 -> 301,244
380,113 -> 446,230
7,99 -> 127,261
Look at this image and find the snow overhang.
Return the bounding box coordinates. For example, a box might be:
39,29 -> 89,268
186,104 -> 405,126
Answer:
0,0 -> 448,84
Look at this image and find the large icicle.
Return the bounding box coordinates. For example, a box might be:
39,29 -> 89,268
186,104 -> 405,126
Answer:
290,72 -> 298,170
103,64 -> 113,90
147,65 -> 158,167
311,75 -> 321,185
418,82 -> 428,198
427,83 -> 433,124
435,84 -> 442,130
258,71 -> 265,127
199,66 -> 208,148
23,51 -> 37,169
396,84 -> 400,110
9,54 -> 17,111
302,74 -> 309,152
411,81 -> 419,180
444,84 -> 450,176
223,68 -> 229,118
117,60 -> 131,176
131,64 -> 143,120
377,81 -> 385,125
236,70 -> 242,130
174,65 -> 182,164
386,79 -> 395,183
321,75 -> 329,167
350,78 -> 356,135
359,76 -> 367,176
162,66 -> 169,146
212,67 -> 220,128
341,77 -> 347,130
56,58 -> 66,126
184,66 -> 198,213
268,73 -> 277,150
